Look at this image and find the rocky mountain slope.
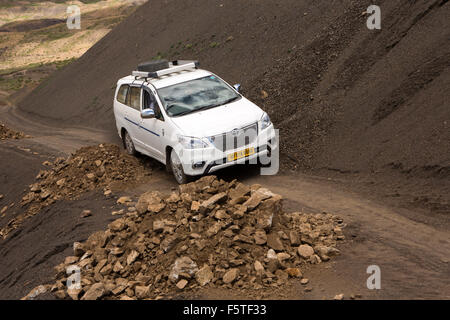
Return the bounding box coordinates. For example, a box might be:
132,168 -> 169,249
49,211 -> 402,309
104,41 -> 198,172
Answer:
15,0 -> 449,216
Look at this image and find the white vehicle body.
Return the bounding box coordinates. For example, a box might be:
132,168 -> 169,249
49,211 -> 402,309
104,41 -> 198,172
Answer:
113,61 -> 277,183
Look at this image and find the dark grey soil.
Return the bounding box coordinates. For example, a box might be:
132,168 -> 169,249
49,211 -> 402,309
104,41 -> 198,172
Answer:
0,190 -> 121,300
0,140 -> 54,222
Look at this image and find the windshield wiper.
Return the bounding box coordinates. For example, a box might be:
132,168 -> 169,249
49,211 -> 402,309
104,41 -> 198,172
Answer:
173,104 -> 216,117
166,103 -> 180,111
220,96 -> 240,106
197,96 -> 240,110
172,96 -> 240,117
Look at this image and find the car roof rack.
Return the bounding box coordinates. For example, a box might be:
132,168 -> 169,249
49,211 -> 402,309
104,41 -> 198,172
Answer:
132,60 -> 199,80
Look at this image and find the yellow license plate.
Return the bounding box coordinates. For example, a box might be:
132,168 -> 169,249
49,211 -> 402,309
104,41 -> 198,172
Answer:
227,147 -> 255,162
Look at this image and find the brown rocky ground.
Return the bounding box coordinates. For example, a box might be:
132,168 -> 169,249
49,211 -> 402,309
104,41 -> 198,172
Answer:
0,144 -> 153,239
0,139 -> 448,300
22,176 -> 345,300
0,122 -> 28,139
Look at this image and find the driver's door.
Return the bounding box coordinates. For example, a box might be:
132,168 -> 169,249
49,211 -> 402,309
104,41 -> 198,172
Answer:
138,87 -> 165,161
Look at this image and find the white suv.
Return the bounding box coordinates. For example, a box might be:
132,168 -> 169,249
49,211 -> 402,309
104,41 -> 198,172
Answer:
113,60 -> 278,184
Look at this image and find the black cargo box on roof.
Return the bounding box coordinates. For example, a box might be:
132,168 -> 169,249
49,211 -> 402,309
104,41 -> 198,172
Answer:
133,60 -> 200,80
137,60 -> 169,73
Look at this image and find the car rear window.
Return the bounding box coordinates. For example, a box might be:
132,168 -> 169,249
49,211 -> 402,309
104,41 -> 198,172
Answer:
117,84 -> 128,104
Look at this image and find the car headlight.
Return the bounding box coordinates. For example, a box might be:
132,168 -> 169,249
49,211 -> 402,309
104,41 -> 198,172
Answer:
260,112 -> 272,130
177,135 -> 209,149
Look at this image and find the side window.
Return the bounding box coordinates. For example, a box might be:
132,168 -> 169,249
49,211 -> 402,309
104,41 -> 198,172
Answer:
143,89 -> 164,121
129,87 -> 141,111
116,84 -> 128,104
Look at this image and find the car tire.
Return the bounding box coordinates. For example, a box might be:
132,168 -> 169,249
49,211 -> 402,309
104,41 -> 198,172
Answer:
170,149 -> 190,184
123,130 -> 137,156
257,155 -> 272,168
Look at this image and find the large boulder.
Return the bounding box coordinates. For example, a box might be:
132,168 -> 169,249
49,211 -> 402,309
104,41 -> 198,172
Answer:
136,191 -> 165,214
195,265 -> 214,286
81,283 -> 105,300
169,257 -> 199,282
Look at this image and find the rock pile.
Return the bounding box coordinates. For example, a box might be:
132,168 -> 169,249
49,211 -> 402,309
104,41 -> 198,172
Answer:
0,144 -> 151,239
22,144 -> 151,205
0,123 -> 28,140
43,176 -> 345,300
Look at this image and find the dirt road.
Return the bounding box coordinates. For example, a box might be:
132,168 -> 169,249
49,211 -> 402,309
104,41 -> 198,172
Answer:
1,105 -> 448,299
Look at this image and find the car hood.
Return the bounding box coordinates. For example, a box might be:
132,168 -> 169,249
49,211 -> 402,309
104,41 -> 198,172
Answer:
170,98 -> 264,137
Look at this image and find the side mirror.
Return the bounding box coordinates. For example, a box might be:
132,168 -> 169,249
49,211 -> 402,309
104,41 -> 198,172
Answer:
141,109 -> 155,119
233,84 -> 241,92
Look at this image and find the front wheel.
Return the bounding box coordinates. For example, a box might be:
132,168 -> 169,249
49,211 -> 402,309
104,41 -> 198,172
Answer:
170,149 -> 190,184
123,130 -> 136,156
257,155 -> 272,168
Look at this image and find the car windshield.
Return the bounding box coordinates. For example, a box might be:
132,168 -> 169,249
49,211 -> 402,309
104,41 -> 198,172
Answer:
157,75 -> 241,117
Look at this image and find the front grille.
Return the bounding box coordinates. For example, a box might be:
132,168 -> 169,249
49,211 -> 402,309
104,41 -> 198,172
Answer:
211,122 -> 258,152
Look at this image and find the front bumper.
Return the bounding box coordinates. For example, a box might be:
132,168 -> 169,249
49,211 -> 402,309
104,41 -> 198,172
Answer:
177,125 -> 278,176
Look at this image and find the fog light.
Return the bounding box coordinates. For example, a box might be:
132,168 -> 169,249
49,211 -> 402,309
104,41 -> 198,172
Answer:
192,161 -> 206,169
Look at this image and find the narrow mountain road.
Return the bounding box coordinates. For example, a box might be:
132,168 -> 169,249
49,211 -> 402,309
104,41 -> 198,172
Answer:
1,105 -> 449,299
